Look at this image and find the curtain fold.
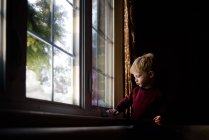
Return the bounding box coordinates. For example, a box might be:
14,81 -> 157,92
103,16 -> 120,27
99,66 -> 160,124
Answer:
124,0 -> 136,118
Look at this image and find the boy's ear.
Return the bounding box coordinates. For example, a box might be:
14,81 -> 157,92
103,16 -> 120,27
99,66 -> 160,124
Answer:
148,71 -> 154,78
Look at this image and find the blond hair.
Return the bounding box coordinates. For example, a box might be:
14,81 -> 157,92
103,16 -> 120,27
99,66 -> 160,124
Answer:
130,53 -> 155,74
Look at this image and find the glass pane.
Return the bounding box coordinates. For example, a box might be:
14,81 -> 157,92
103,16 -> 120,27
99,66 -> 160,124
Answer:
95,33 -> 105,70
105,41 -> 114,108
92,69 -> 105,107
92,0 -> 98,29
106,3 -> 114,40
92,29 -> 97,67
107,41 -> 114,76
92,0 -> 114,108
54,0 -> 74,54
98,0 -> 105,34
53,48 -> 73,104
26,34 -> 52,101
104,76 -> 113,108
27,0 -> 52,40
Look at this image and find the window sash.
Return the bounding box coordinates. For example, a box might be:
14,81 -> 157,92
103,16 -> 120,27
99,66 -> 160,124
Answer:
26,0 -> 80,105
91,0 -> 114,108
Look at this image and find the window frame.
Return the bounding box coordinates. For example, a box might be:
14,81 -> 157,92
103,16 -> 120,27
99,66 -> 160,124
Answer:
0,0 -> 6,93
1,0 -> 125,122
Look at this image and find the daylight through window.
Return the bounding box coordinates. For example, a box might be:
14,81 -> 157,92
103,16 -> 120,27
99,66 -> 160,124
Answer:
26,0 -> 80,105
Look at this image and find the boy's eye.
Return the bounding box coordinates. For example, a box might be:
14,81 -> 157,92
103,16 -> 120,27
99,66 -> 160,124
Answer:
134,75 -> 140,78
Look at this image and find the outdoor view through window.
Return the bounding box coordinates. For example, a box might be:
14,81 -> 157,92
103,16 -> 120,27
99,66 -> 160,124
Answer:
26,0 -> 80,105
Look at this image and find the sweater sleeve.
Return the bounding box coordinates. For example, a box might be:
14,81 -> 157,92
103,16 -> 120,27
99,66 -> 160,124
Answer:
156,93 -> 168,123
115,90 -> 134,113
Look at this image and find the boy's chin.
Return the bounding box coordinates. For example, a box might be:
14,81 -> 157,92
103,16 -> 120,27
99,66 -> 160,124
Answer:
137,84 -> 142,87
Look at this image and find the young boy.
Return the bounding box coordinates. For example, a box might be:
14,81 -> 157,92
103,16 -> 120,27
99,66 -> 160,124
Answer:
107,53 -> 166,127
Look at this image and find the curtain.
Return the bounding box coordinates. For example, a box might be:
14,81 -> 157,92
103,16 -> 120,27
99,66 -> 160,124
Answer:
124,0 -> 136,118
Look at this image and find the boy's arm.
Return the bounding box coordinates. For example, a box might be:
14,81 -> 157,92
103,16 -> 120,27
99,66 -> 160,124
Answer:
106,92 -> 133,116
155,93 -> 168,125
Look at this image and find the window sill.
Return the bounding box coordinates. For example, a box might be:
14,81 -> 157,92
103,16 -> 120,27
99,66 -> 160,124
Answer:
0,126 -> 132,139
0,109 -> 129,127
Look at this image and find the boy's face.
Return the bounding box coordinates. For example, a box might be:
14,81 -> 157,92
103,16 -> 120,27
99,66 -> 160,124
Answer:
133,71 -> 154,88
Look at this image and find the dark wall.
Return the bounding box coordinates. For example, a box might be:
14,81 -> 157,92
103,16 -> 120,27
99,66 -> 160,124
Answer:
134,0 -> 209,124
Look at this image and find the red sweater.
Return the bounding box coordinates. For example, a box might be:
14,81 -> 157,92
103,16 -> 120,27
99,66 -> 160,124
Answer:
116,86 -> 165,125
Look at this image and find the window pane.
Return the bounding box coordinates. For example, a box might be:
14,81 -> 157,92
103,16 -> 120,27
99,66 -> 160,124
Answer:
106,2 -> 114,40
54,0 -> 74,54
26,34 -> 52,101
92,0 -> 98,29
92,69 -> 105,107
27,0 -> 52,40
53,48 -> 73,104
92,0 -> 114,108
93,32 -> 105,70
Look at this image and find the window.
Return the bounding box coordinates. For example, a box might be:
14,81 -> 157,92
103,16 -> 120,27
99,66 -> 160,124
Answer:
0,0 -> 6,93
1,0 -> 124,117
26,0 -> 118,109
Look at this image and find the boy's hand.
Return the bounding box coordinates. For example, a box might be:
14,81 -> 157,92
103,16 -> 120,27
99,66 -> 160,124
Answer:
153,115 -> 161,125
106,109 -> 119,116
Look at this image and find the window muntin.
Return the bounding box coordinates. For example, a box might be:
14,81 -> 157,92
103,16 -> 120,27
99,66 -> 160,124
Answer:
26,0 -> 80,105
92,0 -> 114,108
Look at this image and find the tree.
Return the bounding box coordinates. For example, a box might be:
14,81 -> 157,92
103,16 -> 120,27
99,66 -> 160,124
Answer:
27,0 -> 65,81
